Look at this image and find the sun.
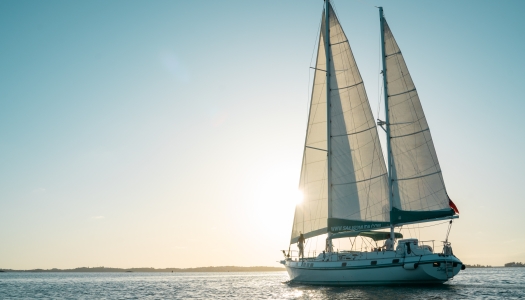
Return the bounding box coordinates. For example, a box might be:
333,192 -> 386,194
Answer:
293,189 -> 303,205
245,163 -> 303,232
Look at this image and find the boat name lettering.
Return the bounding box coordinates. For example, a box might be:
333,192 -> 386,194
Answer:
331,224 -> 383,232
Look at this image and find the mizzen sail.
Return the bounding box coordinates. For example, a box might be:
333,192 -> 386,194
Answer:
382,20 -> 455,224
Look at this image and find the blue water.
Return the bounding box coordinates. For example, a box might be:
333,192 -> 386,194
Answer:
0,268 -> 524,299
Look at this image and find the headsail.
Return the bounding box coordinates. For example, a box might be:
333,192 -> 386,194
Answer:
382,19 -> 455,224
290,14 -> 329,244
291,5 -> 390,244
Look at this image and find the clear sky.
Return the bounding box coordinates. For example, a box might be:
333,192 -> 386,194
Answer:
1,0 -> 524,269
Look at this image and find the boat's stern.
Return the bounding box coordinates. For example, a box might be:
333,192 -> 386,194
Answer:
415,254 -> 464,281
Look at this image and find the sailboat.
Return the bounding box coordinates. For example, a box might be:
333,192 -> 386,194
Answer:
280,1 -> 465,285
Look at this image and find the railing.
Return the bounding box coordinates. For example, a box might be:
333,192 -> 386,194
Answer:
418,240 -> 436,253
282,250 -> 326,261
283,240 -> 452,260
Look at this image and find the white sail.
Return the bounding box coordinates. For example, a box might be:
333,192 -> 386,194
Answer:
327,5 -> 389,232
291,6 -> 390,243
282,5 -> 464,286
290,20 -> 329,244
383,20 -> 454,223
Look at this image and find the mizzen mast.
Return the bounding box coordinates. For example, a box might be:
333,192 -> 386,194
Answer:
378,7 -> 395,241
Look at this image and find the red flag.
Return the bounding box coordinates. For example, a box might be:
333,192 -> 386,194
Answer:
449,198 -> 459,214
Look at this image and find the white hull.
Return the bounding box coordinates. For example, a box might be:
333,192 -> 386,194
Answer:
283,250 -> 463,285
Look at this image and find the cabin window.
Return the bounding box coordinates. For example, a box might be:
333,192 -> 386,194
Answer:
371,261 -> 377,265
342,262 -> 347,267
392,259 -> 399,264
433,262 -> 441,267
453,262 -> 458,267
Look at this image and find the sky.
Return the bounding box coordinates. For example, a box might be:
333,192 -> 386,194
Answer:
1,0 -> 524,270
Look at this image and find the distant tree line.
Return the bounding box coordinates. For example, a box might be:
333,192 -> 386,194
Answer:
504,262 -> 524,267
465,264 -> 492,268
0,266 -> 286,273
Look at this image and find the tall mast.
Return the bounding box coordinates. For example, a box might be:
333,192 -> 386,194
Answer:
379,7 -> 395,241
325,0 -> 333,251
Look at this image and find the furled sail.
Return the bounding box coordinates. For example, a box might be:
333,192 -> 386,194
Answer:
291,5 -> 390,244
382,19 -> 455,224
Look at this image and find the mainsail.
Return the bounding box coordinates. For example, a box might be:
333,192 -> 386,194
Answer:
290,5 -> 390,243
382,19 -> 455,224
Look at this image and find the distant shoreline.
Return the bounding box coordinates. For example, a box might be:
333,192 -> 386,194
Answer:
2,263 -> 523,272
0,266 -> 286,273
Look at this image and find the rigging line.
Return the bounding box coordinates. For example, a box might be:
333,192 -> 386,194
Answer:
307,13 -> 324,119
409,224 -> 415,239
389,120 -> 417,125
363,235 -> 375,249
388,88 -> 416,98
371,27 -> 386,223
377,72 -> 383,122
305,146 -> 327,152
385,51 -> 401,57
310,67 -> 327,72
315,233 -> 319,254
445,220 -> 453,243
331,125 -> 375,137
394,170 -> 441,182
305,13 -> 325,135
405,224 -> 412,239
376,17 -> 383,121
307,158 -> 327,241
332,173 -> 387,186
390,128 -> 429,139
331,40 -> 348,46
331,81 -> 362,90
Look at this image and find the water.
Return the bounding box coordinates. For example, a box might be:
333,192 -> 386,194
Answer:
0,268 -> 524,299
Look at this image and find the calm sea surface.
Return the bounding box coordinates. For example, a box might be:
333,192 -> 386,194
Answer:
1,268 -> 524,299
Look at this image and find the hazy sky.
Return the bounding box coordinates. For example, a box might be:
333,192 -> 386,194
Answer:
1,0 -> 524,269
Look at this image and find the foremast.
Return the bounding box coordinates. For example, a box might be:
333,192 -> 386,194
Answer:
325,0 -> 334,252
378,7 -> 395,242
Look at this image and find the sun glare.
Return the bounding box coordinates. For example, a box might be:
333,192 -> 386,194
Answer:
245,164 -> 303,234
294,190 -> 303,205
